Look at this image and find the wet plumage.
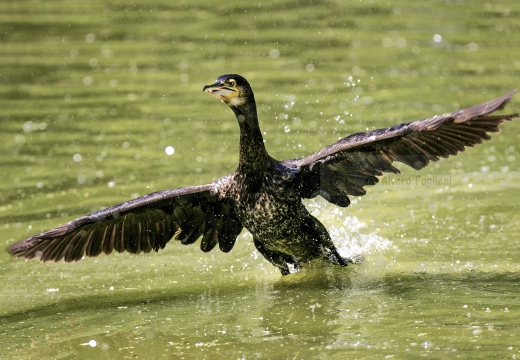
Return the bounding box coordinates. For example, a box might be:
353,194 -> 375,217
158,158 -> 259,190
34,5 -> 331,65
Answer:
9,74 -> 518,275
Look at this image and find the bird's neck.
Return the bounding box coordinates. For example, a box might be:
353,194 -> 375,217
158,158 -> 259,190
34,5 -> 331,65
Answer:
232,102 -> 271,173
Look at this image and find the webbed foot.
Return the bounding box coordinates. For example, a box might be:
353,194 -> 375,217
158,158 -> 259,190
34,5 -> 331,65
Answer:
327,248 -> 364,267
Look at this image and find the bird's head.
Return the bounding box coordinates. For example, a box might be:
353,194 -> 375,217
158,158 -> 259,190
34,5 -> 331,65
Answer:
203,74 -> 253,108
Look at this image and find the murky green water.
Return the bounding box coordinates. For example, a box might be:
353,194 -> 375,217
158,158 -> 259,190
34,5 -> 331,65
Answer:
1,0 -> 519,358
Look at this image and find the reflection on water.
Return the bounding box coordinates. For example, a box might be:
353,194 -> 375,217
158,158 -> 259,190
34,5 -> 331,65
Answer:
1,0 -> 519,358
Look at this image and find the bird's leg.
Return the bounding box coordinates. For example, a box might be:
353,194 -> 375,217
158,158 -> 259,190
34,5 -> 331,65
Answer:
301,214 -> 361,267
325,247 -> 363,267
325,248 -> 350,266
253,238 -> 300,275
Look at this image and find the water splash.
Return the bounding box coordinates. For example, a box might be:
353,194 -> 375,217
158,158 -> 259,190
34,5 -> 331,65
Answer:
327,215 -> 394,260
307,201 -> 393,261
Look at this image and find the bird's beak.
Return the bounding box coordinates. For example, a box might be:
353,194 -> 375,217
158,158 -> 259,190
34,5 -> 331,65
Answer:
202,81 -> 222,93
202,81 -> 238,105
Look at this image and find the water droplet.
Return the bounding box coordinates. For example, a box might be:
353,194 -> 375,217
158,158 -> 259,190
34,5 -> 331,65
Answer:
83,77 -> 93,86
85,33 -> 95,43
269,48 -> 280,59
165,146 -> 175,155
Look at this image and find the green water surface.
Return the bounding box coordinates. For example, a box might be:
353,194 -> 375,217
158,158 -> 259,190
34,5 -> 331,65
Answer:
1,1 -> 519,359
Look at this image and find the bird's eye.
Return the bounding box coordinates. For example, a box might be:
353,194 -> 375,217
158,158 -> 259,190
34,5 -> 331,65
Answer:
229,80 -> 236,87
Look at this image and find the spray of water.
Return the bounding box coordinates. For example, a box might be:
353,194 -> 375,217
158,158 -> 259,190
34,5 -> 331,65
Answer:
307,200 -> 395,262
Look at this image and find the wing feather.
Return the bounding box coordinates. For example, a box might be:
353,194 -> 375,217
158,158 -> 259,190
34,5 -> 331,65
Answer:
285,90 -> 517,206
9,179 -> 243,262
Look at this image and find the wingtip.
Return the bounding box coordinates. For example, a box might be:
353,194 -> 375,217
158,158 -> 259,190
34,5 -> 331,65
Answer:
490,88 -> 516,104
498,89 -> 517,107
8,240 -> 23,256
492,89 -> 516,108
452,89 -> 518,123
8,240 -> 28,259
8,234 -> 46,260
6,244 -> 16,257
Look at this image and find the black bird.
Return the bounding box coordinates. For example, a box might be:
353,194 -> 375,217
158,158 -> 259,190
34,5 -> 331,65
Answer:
9,74 -> 517,275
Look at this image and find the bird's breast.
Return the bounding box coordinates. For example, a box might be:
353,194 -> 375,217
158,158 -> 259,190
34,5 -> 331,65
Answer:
233,169 -> 302,237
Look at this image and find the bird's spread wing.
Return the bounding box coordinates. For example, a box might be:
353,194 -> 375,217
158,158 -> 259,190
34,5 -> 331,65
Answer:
9,178 -> 243,262
284,90 -> 517,207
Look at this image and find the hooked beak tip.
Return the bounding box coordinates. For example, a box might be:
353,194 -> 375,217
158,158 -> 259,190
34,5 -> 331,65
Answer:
202,81 -> 221,92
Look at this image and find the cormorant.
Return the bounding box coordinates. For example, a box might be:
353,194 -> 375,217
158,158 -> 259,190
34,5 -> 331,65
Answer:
9,74 -> 518,275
